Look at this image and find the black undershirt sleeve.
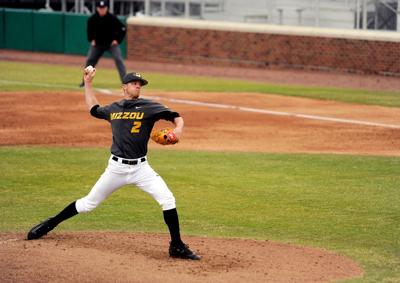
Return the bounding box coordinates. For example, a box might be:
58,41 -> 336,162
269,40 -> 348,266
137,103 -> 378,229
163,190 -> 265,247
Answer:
154,111 -> 180,122
90,104 -> 111,120
90,104 -> 100,118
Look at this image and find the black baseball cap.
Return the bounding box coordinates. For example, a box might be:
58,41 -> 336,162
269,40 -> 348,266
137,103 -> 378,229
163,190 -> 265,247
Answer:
96,1 -> 108,8
122,72 -> 148,86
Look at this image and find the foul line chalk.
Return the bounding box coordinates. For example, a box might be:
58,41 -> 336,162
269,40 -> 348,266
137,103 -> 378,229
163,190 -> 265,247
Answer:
144,95 -> 400,129
0,79 -> 115,95
0,238 -> 19,245
1,80 -> 398,129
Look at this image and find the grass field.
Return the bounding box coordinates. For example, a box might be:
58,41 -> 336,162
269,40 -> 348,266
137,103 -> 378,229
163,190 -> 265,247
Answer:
1,60 -> 400,282
1,61 -> 400,107
0,147 -> 399,282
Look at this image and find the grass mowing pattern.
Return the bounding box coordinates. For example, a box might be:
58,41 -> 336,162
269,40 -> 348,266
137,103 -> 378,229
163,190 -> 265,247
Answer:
0,147 -> 399,282
1,61 -> 400,107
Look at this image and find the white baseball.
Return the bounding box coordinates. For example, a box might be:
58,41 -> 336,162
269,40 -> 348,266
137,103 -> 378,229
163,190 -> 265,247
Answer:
85,65 -> 94,73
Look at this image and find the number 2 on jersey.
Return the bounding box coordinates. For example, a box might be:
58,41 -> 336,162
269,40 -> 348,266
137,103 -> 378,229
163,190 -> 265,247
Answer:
131,121 -> 142,133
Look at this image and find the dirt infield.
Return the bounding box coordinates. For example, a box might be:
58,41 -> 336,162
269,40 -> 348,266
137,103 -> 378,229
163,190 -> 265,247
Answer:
1,90 -> 399,155
1,232 -> 363,283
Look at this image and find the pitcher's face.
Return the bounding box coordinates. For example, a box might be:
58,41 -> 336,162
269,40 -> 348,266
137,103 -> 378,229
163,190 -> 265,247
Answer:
123,81 -> 142,99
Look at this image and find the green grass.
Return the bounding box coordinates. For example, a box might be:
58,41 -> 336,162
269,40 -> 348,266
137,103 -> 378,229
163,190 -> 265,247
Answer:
1,61 -> 400,107
0,147 -> 399,282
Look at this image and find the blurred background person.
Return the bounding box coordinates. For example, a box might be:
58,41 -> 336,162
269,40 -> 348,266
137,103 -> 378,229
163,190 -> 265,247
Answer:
80,0 -> 126,87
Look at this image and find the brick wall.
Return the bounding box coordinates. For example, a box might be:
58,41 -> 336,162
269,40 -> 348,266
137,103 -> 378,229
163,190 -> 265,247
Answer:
127,18 -> 400,76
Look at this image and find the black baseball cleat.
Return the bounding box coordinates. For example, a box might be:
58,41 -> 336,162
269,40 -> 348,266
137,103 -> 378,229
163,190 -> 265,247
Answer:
27,218 -> 55,240
169,242 -> 201,260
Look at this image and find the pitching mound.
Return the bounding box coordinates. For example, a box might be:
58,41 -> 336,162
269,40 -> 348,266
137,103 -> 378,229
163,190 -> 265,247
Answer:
1,232 -> 362,282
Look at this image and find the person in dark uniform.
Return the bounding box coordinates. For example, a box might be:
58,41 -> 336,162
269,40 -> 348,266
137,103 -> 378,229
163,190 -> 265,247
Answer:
80,0 -> 126,87
27,66 -> 201,261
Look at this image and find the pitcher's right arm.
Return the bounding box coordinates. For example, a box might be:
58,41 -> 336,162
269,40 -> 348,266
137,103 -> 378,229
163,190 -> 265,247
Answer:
83,66 -> 100,110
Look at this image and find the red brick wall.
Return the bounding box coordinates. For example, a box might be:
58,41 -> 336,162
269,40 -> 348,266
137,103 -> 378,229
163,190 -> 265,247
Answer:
127,23 -> 400,76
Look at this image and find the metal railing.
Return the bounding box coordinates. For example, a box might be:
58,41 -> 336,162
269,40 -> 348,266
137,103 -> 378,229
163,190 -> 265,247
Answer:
36,0 -> 400,31
42,0 -> 224,16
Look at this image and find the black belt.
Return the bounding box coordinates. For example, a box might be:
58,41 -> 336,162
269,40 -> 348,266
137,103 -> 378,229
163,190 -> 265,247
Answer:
112,156 -> 146,165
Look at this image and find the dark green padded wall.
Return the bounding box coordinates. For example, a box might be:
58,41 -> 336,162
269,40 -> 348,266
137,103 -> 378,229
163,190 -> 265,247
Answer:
4,9 -> 34,51
33,11 -> 64,53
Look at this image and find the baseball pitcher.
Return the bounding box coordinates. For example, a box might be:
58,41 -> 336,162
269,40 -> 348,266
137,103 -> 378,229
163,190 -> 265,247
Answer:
27,66 -> 201,260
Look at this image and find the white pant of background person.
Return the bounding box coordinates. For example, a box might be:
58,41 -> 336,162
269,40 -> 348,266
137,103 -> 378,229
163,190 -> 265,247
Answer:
75,156 -> 176,213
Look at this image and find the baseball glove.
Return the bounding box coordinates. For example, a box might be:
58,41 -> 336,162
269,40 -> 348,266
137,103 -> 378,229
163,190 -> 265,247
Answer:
151,128 -> 179,145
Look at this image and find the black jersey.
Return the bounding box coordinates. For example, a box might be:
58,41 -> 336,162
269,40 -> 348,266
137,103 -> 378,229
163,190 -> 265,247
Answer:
90,98 -> 180,159
87,12 -> 126,47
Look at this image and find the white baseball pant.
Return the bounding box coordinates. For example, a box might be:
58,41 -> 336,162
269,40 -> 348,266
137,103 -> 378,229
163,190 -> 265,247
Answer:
75,156 -> 176,213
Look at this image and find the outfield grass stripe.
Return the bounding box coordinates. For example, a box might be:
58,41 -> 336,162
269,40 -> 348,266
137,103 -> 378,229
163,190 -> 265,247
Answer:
146,95 -> 400,129
2,60 -> 400,107
0,79 -> 115,95
0,79 -> 77,90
